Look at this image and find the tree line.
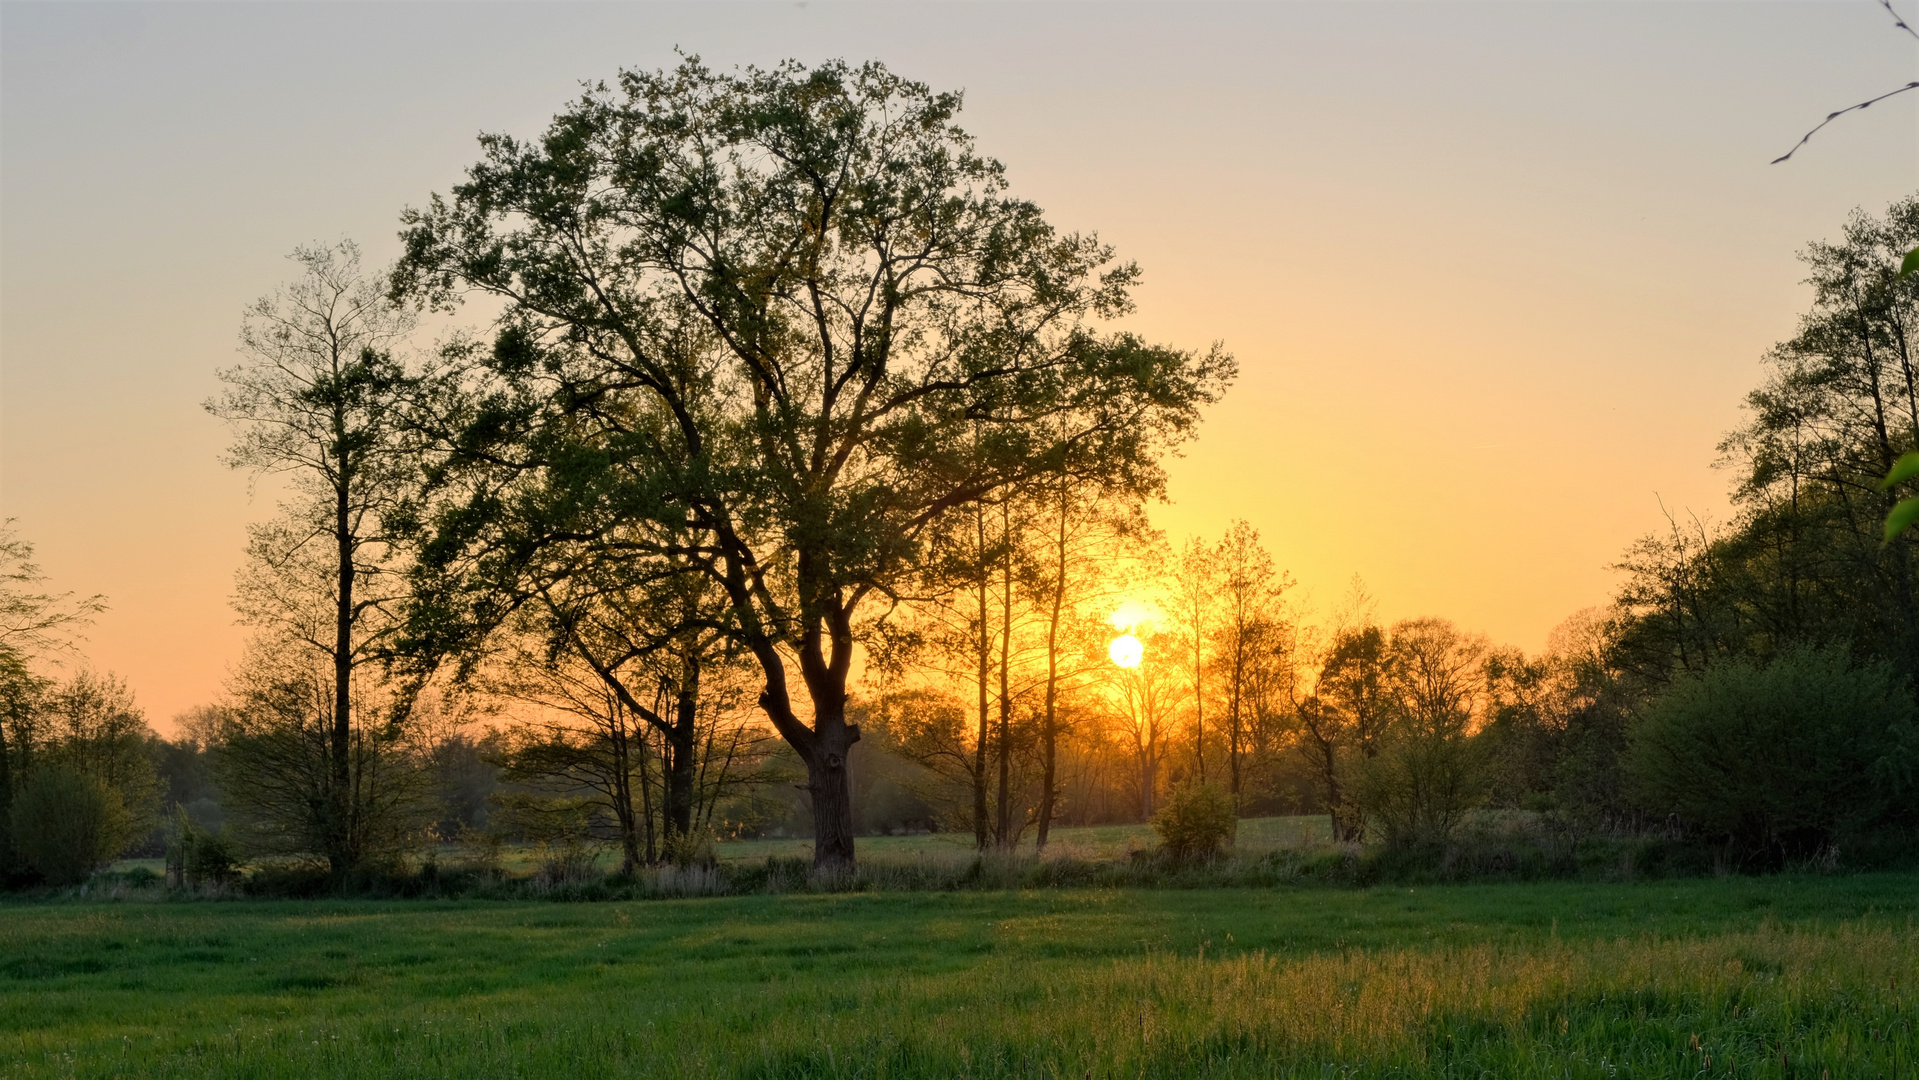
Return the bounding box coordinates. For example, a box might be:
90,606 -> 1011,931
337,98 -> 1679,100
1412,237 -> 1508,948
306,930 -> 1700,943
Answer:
2,57 -> 1914,890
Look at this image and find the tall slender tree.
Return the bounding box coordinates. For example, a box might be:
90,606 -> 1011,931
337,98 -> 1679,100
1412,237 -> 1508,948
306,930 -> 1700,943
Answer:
208,241 -> 423,883
1211,520 -> 1290,810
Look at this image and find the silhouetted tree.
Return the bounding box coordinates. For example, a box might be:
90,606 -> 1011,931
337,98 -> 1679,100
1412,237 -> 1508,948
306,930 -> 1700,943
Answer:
394,57 -> 1232,867
207,241 -> 428,884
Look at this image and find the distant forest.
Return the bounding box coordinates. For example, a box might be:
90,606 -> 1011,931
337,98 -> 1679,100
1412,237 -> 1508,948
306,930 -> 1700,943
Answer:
2,58 -> 1914,890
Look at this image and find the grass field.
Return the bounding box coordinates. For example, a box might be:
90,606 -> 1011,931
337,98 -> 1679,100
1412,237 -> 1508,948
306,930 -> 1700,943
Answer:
4,874 -> 1916,1078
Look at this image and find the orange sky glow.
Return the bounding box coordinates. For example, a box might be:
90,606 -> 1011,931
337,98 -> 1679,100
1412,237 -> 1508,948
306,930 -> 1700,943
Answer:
2,3 -> 1914,733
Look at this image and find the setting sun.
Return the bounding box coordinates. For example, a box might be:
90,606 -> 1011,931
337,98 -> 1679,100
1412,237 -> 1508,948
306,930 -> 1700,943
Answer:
1108,633 -> 1144,669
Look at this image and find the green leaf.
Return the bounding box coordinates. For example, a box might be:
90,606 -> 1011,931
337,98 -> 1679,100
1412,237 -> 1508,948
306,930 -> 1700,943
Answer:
1901,247 -> 1919,281
1882,451 -> 1919,490
1884,497 -> 1919,543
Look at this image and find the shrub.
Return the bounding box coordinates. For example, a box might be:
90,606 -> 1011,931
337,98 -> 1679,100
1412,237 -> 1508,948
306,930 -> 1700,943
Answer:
1354,731 -> 1491,847
664,825 -> 718,869
1625,648 -> 1918,857
1151,781 -> 1237,859
9,767 -> 133,886
166,806 -> 239,888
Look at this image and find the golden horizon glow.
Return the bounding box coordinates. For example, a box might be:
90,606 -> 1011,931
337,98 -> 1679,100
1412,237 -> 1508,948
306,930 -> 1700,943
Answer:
1109,633 -> 1144,669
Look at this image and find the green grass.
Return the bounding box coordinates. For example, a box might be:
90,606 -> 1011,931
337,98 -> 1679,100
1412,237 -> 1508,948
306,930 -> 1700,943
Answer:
4,874 -> 1916,1077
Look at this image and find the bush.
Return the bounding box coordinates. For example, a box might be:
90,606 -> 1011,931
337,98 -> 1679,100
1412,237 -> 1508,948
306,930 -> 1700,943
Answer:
1354,732 -> 1490,847
1151,782 -> 1237,859
166,806 -> 239,888
9,767 -> 133,886
1626,648 -> 1918,858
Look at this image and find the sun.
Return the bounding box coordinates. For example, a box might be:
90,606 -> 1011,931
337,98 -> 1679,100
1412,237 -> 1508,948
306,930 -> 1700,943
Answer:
1109,633 -> 1144,668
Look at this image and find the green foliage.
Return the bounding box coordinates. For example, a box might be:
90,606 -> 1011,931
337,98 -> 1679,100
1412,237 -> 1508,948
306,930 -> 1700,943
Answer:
1626,648 -> 1918,853
1150,780 -> 1237,858
4,877 -> 1917,1077
8,766 -> 131,886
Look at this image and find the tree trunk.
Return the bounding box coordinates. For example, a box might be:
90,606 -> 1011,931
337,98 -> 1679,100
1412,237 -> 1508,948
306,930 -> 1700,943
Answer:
329,439 -> 355,886
1228,651 -> 1244,808
994,501 -> 1014,850
1192,632 -> 1205,783
610,718 -> 642,876
1036,479 -> 1067,852
666,653 -> 700,849
0,716 -> 13,874
803,712 -> 860,870
972,507 -> 991,851
636,723 -> 658,865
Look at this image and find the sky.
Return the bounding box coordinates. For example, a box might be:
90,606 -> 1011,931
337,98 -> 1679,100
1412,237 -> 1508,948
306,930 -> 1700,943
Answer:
2,1 -> 1915,732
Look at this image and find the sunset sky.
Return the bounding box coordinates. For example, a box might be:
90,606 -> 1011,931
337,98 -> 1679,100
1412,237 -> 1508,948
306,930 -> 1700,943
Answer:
2,1 -> 1915,730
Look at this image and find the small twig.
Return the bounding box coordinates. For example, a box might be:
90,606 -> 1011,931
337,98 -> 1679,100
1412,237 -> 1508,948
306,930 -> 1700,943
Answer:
1772,1 -> 1919,163
1881,0 -> 1919,42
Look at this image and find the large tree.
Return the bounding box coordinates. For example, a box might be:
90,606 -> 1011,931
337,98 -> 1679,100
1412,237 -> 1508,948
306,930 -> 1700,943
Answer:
394,57 -> 1232,867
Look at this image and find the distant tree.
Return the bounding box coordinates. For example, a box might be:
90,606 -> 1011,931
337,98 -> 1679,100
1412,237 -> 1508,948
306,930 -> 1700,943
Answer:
487,546 -> 757,869
9,767 -> 131,887
1025,477 -> 1146,849
1109,624 -> 1184,819
395,57 -> 1232,867
1626,648 -> 1918,859
486,584 -> 768,871
1298,624 -> 1391,840
0,523 -> 104,881
37,670 -> 161,837
1209,521 -> 1291,811
206,241 -> 428,884
1169,538 -> 1216,782
1618,196 -> 1919,687
1354,618 -> 1491,846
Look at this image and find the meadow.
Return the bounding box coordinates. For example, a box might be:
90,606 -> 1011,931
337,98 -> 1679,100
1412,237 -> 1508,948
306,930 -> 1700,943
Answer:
4,873 -> 1915,1079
